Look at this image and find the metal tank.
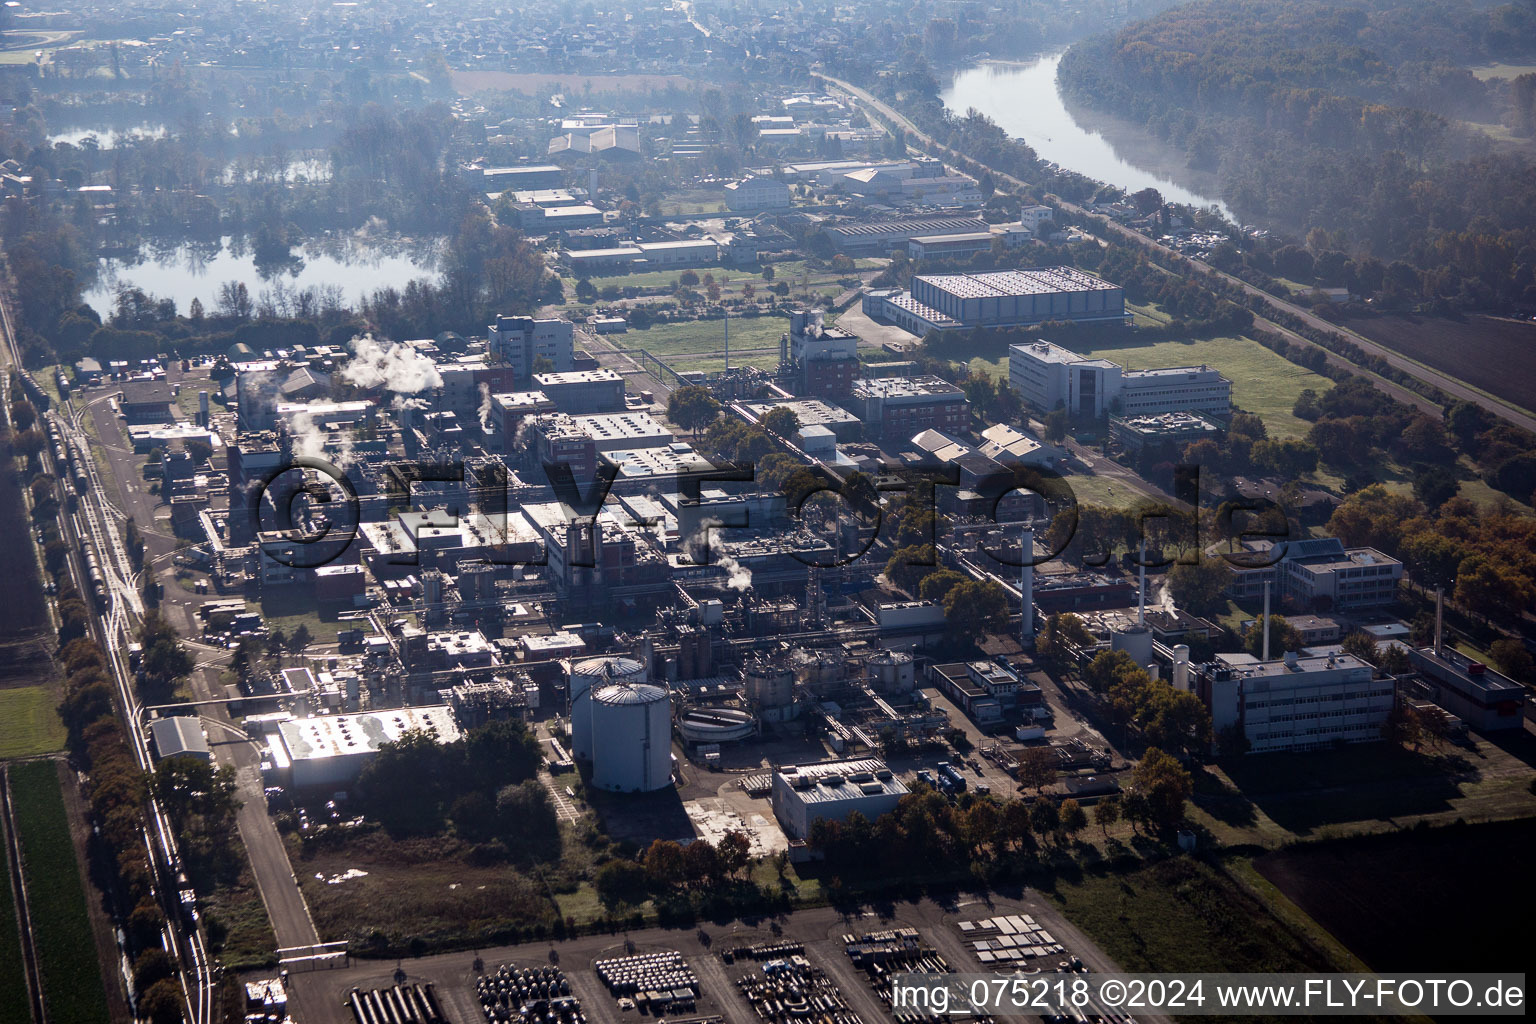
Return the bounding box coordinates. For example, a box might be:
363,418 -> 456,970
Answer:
566,656 -> 646,761
867,650 -> 916,693
589,683 -> 673,793
743,655 -> 795,708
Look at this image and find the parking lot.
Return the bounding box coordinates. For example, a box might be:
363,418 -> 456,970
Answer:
282,894 -> 1158,1024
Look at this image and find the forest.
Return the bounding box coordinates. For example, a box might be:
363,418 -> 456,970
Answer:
1060,0 -> 1536,311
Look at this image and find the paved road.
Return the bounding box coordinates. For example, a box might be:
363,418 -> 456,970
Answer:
85,391 -> 322,955
812,71 -> 1536,433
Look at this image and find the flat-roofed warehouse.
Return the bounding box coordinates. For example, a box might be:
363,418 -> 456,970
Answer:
262,706 -> 461,790
909,267 -> 1125,329
771,758 -> 908,839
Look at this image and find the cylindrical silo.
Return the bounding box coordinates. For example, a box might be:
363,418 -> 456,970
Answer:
743,655 -> 794,708
1172,644 -> 1191,691
1110,625 -> 1154,667
590,683 -> 672,793
867,650 -> 915,693
567,656 -> 646,761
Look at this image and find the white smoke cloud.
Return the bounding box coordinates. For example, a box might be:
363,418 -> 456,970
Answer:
477,382 -> 494,433
689,516 -> 752,591
341,333 -> 443,395
286,409 -> 327,461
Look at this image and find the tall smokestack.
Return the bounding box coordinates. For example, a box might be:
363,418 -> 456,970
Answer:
1262,581 -> 1271,662
1434,586 -> 1444,656
1137,538 -> 1147,627
1020,527 -> 1034,648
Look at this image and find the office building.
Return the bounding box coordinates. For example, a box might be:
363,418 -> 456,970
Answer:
847,376 -> 970,439
1224,537 -> 1403,611
1009,340 -> 1231,419
488,315 -> 575,379
1195,651 -> 1395,754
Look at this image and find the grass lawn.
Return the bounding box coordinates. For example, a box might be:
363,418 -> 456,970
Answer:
0,806 -> 32,1024
1077,335 -> 1334,439
0,686 -> 66,760
624,315 -> 792,375
259,591 -> 343,642
8,761 -> 109,1024
1125,299 -> 1172,328
1062,472 -> 1155,509
1044,857 -> 1344,974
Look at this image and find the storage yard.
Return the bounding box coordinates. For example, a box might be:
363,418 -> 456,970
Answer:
288,898 -> 1158,1024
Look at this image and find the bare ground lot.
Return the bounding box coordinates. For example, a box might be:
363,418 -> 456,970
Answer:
1253,818 -> 1536,972
451,70 -> 695,95
1343,313 -> 1536,414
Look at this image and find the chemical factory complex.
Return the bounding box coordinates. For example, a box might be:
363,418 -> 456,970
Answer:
12,75 -> 1533,1024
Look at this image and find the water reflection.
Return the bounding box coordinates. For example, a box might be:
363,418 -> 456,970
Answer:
85,235 -> 445,317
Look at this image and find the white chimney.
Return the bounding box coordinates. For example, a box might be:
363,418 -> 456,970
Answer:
1434,586 -> 1444,657
1020,527 -> 1034,648
1262,581 -> 1271,662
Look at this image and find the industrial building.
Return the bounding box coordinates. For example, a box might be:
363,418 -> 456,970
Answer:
262,706 -> 461,789
149,716 -> 211,762
846,376 -> 970,439
1111,412 -> 1224,451
732,397 -> 863,440
725,175 -> 791,211
488,315 -> 575,380
907,224 -> 1029,260
1407,645 -> 1527,731
1194,651 -> 1395,754
1009,340 -> 1232,419
564,239 -> 719,275
873,268 -> 1126,335
532,369 -> 626,413
786,309 -> 860,398
1224,537 -> 1403,611
770,758 -> 908,839
824,215 -> 991,256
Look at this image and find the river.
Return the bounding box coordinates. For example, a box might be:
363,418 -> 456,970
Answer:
942,52 -> 1233,220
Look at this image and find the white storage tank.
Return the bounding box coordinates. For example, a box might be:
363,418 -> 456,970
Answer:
567,656 -> 646,761
1110,625 -> 1154,667
590,683 -> 673,793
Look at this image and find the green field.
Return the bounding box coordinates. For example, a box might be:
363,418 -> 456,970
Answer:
0,687 -> 66,760
8,761 -> 108,1024
1046,857 -> 1343,974
0,804 -> 33,1024
623,315 -> 791,375
1078,335 -> 1334,439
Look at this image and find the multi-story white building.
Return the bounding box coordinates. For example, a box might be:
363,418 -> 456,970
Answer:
1008,339 -> 1231,419
724,175 -> 791,211
1224,537 -> 1403,611
1195,651 -> 1395,754
488,315 -> 574,380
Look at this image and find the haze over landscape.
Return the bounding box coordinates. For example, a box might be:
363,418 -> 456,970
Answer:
0,0 -> 1533,1022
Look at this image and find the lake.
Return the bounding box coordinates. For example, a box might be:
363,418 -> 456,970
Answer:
942,52 -> 1232,219
84,236 -> 445,318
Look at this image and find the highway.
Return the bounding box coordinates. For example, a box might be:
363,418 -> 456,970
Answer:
811,70 -> 1536,433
